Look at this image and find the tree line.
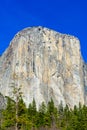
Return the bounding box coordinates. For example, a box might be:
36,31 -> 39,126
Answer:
0,90 -> 87,130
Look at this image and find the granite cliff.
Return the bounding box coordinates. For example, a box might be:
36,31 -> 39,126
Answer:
0,26 -> 87,108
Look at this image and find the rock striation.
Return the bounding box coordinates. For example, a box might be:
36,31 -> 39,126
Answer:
0,26 -> 86,108
0,93 -> 6,110
83,63 -> 87,105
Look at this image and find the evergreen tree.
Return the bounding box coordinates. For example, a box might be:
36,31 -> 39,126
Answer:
28,98 -> 37,129
37,102 -> 47,127
2,91 -> 87,130
12,85 -> 23,130
17,97 -> 27,129
47,98 -> 58,128
2,96 -> 15,130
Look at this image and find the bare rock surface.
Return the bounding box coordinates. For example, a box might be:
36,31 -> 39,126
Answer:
0,26 -> 86,108
0,93 -> 6,110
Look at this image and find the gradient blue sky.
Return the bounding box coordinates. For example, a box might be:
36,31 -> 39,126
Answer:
0,0 -> 87,62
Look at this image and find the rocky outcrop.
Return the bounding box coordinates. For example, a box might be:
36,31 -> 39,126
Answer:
0,26 -> 86,108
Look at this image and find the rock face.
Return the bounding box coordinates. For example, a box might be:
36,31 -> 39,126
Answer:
0,93 -> 6,110
83,63 -> 87,105
0,26 -> 86,108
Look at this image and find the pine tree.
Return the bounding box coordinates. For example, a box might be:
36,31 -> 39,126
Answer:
47,98 -> 58,128
37,102 -> 46,127
17,97 -> 29,130
28,98 -> 37,129
12,85 -> 23,130
2,96 -> 15,129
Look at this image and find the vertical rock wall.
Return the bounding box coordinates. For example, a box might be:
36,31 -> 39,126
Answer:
0,27 -> 85,108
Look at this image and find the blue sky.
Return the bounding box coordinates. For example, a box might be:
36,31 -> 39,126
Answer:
0,0 -> 87,62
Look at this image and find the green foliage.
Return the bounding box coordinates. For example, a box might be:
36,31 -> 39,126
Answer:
1,96 -> 15,129
17,97 -> 27,129
1,94 -> 87,130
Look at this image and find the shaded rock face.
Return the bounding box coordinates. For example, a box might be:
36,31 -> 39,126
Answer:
83,63 -> 87,105
0,26 -> 85,108
0,94 -> 6,110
